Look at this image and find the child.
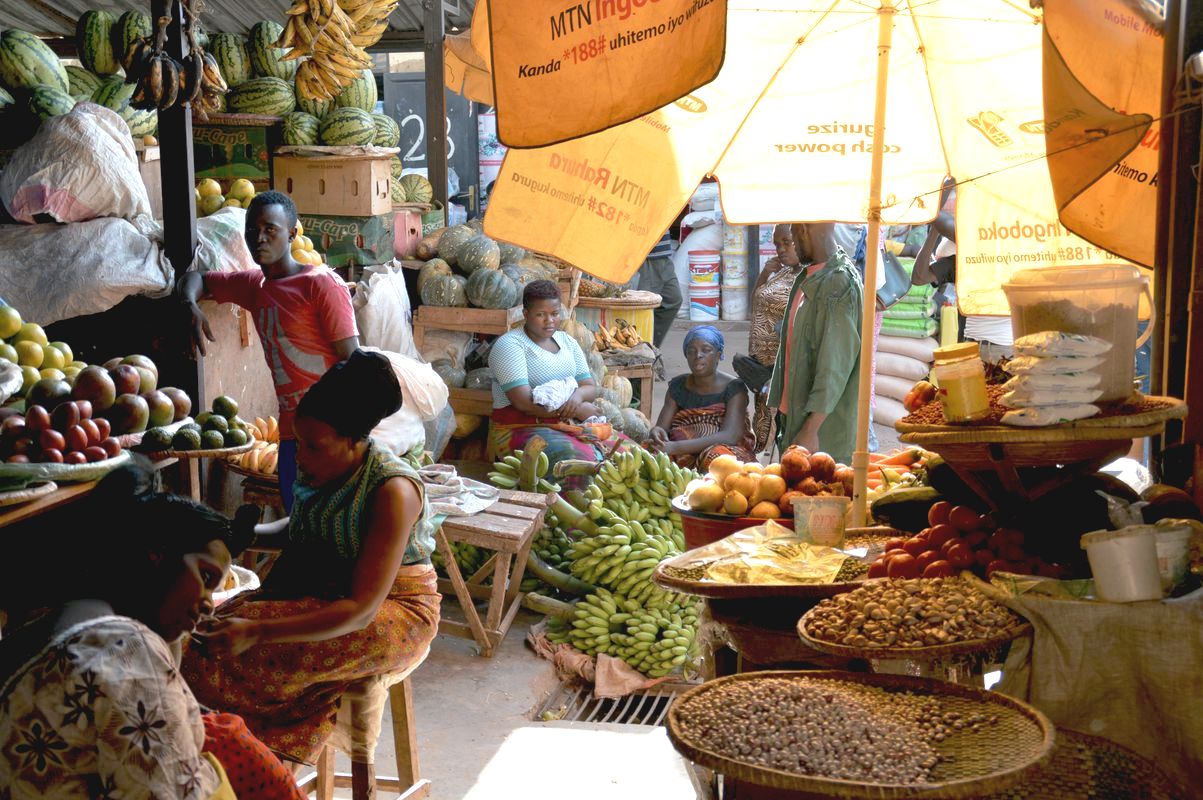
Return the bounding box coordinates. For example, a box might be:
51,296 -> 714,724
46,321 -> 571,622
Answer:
179,191 -> 359,510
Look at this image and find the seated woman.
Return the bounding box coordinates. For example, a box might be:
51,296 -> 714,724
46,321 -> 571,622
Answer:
488,279 -> 625,477
647,325 -> 756,470
182,350 -> 441,767
0,462 -> 305,799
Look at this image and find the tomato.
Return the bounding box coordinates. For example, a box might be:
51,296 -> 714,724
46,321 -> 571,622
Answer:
947,543 -> 974,569
940,537 -> 962,557
75,400 -> 92,420
923,560 -> 955,578
40,448 -> 63,463
65,425 -> 88,454
975,549 -> 996,567
885,538 -> 907,553
887,554 -> 920,579
997,527 -> 1026,547
903,537 -> 928,557
999,544 -> 1027,563
83,446 -> 107,463
64,451 -> 87,465
949,505 -> 982,532
915,528 -> 932,544
80,419 -> 101,446
988,531 -> 1010,551
882,548 -> 908,563
915,551 -> 940,572
928,501 -> 952,526
100,437 -> 122,458
978,512 -> 1000,531
24,406 -> 50,433
94,418 -> 111,439
867,560 -> 888,579
6,454 -> 29,464
928,524 -> 957,548
38,428 -> 65,453
962,531 -> 989,549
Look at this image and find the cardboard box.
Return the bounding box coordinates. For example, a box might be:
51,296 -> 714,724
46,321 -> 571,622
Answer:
393,209 -> 422,259
274,154 -> 391,217
192,113 -> 282,193
300,212 -> 394,269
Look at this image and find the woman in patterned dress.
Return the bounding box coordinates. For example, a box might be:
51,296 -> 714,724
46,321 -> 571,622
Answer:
0,462 -> 305,799
182,350 -> 441,766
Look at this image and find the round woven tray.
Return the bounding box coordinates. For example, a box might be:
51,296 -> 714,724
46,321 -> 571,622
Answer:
895,395 -> 1184,435
665,670 -> 1055,798
0,480 -> 56,507
145,441 -> 254,461
977,728 -> 1184,799
576,289 -> 662,308
797,600 -> 1033,662
897,421 -> 1164,446
653,527 -> 900,600
222,459 -> 277,481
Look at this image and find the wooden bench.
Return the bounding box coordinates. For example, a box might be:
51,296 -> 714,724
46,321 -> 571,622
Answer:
609,361 -> 655,418
435,489 -> 554,657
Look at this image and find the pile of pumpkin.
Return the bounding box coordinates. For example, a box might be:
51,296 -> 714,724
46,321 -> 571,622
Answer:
414,220 -> 562,312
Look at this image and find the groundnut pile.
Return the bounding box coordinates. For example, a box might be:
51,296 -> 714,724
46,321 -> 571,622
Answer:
675,677 -> 997,782
804,578 -> 1023,649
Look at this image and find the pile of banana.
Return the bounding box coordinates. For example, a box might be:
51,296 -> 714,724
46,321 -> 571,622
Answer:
128,8 -> 226,114
227,416 -> 280,476
432,540 -> 487,578
593,319 -> 642,351
487,447 -> 562,494
567,509 -> 681,609
545,587 -> 699,678
280,0 -> 397,101
594,447 -> 694,549
520,522 -> 575,593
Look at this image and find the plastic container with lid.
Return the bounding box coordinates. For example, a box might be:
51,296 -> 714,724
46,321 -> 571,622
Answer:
1080,525 -> 1163,602
931,342 -> 990,423
1002,265 -> 1152,403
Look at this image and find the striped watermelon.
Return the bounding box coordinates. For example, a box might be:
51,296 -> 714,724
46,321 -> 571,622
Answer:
333,69 -> 377,112
120,104 -> 157,137
29,84 -> 75,120
76,11 -> 119,76
228,76 -> 295,116
0,30 -> 69,94
0,87 -> 13,111
390,156 -> 403,180
112,11 -> 151,70
371,113 -> 400,147
65,65 -> 103,99
92,75 -> 135,110
319,106 -> 375,145
283,112 -> 320,145
248,21 -> 296,81
209,33 -> 251,88
296,90 -> 331,120
399,173 -> 434,204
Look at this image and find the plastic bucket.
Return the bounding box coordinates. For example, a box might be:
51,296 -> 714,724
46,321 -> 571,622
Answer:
1003,265 -> 1152,403
722,223 -> 748,254
689,287 -> 720,321
1080,525 -> 1163,602
722,253 -> 748,287
1153,523 -> 1193,592
721,287 -> 748,321
689,249 -> 721,286
792,495 -> 851,548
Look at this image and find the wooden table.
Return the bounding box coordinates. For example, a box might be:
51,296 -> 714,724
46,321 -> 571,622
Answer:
435,489 -> 553,657
0,481 -> 96,528
609,361 -> 655,418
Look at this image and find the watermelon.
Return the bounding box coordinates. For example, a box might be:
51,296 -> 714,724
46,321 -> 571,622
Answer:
333,68 -> 377,112
319,106 -> 374,145
283,111 -> 320,145
466,268 -> 518,309
65,65 -> 102,98
248,21 -> 296,81
391,178 -> 405,204
421,273 -> 468,307
389,156 -> 403,180
296,90 -> 331,120
120,104 -> 157,137
112,11 -> 152,70
371,113 -> 400,147
457,235 -> 501,275
0,30 -> 69,94
209,32 -> 251,88
437,224 -> 475,267
417,258 -> 452,294
92,75 -> 135,110
398,173 -> 433,205
76,11 -> 119,76
228,76 -> 295,116
0,86 -> 13,111
29,85 -> 75,120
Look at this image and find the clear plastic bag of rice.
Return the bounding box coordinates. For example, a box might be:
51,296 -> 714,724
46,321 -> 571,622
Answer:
1007,354 -> 1106,375
1001,404 -> 1100,426
1014,331 -> 1112,358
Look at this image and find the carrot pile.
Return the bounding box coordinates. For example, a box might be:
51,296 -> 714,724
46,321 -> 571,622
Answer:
865,447 -> 931,493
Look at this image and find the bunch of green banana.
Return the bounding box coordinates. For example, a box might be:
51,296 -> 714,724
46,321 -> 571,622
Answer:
520,525 -> 576,593
488,448 -> 561,493
593,447 -> 695,548
431,540 -> 487,578
567,513 -> 681,610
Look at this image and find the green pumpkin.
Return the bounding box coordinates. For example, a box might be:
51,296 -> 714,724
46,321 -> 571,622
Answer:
420,273 -> 467,307
417,258 -> 452,294
431,358 -> 466,388
456,234 -> 501,275
497,241 -> 526,263
466,267 -> 519,309
436,224 -> 475,267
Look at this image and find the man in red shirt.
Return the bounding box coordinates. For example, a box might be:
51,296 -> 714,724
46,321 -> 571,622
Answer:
179,191 -> 359,510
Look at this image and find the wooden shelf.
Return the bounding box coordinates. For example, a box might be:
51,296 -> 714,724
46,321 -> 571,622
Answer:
412,305 -> 524,351
449,387 -> 493,416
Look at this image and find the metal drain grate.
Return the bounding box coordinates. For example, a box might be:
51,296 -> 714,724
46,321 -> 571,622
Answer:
532,680 -> 698,727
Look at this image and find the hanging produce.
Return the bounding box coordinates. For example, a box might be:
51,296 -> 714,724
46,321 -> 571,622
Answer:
125,4 -> 226,116
279,0 -> 396,102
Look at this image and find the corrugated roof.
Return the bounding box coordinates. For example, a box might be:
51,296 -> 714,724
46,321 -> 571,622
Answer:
0,0 -> 473,43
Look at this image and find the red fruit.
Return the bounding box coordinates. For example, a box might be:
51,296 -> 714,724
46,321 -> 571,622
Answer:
940,537 -> 963,558
6,454 -> 29,464
867,560 -> 888,579
808,452 -> 836,482
83,446 -> 107,463
40,448 -> 63,463
65,425 -> 88,453
100,437 -> 122,458
915,551 -> 940,572
997,527 -> 1025,547
975,549 -> 996,567
949,505 -> 981,532
11,437 -> 34,456
999,544 -> 1028,563
978,512 -> 1000,531
885,537 -> 907,553
51,402 -> 80,433
75,399 -> 93,420
882,548 -> 909,564
24,406 -> 50,433
1,416 -> 25,437
80,419 -> 101,446
903,537 -> 928,557
38,429 -> 65,452
928,524 -> 957,548
923,560 -> 955,578
94,417 -> 111,439
947,543 -> 974,569
962,531 -> 989,549
928,501 -> 952,526
887,554 -> 919,579
64,451 -> 87,465
986,559 -> 1009,577
988,531 -> 1010,552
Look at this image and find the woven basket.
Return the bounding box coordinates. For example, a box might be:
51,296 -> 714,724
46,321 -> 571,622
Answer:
895,395 -> 1184,435
666,670 -> 1055,798
577,289 -> 663,308
896,437 -> 1137,471
144,441 -> 254,460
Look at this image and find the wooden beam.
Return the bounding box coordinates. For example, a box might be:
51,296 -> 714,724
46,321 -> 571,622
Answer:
424,0 -> 449,222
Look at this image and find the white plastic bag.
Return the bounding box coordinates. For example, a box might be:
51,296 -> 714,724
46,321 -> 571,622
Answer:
0,103 -> 152,224
1014,331 -> 1112,358
354,261 -> 418,359
419,329 -> 473,367
194,207 -> 256,274
1001,404 -> 1099,427
1007,355 -> 1106,375
362,347 -> 448,422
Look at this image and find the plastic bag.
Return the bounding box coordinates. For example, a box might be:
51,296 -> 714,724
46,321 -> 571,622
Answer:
194,207 -> 256,274
1007,354 -> 1106,375
0,103 -> 152,224
423,404 -> 455,461
419,329 -> 473,367
1001,388 -> 1102,408
1003,372 -> 1101,391
354,261 -> 418,359
361,346 -> 447,421
1014,331 -> 1112,357
1001,404 -> 1099,427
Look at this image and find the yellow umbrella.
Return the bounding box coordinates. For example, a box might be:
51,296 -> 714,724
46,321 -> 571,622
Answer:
476,0 -> 1152,524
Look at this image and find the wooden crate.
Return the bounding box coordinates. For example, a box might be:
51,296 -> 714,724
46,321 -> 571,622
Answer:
449,387 -> 493,416
412,304 -> 523,351
274,153 -> 392,216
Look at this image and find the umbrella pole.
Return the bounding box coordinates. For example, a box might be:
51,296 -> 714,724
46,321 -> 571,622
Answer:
851,2 -> 898,527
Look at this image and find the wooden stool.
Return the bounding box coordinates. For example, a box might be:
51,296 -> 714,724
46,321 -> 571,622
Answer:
435,489 -> 552,657
609,362 -> 655,418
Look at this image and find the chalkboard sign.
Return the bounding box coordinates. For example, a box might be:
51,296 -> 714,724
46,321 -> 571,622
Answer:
383,74 -> 480,214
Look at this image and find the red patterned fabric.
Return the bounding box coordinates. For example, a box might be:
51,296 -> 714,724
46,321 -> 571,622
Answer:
202,712 -> 306,799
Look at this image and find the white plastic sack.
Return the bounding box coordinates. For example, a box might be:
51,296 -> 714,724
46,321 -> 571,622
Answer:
419,329 -> 473,367
363,345 -> 448,422
0,217 -> 172,325
1,103 -> 152,224
195,207 -> 256,274
354,261 -> 418,359
673,223 -> 723,318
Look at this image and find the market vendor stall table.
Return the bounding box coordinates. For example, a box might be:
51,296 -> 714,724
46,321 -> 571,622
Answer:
609,362 -> 654,418
0,481 -> 95,528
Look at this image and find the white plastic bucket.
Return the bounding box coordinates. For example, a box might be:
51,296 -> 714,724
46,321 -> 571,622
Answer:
792,495 -> 851,548
722,253 -> 748,287
1080,525 -> 1163,602
1153,523 -> 1193,592
722,223 -> 748,255
1003,265 -> 1152,403
721,287 -> 748,321
689,287 -> 720,321
688,249 -> 721,286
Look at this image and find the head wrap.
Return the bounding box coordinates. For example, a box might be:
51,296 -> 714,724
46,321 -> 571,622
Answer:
297,349 -> 402,440
683,325 -> 725,360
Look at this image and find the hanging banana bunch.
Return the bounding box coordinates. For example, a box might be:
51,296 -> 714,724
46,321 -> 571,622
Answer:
126,2 -> 226,117
278,0 -> 398,101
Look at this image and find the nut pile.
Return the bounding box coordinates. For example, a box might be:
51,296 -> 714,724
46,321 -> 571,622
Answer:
662,563 -> 710,581
675,677 -> 997,782
902,386 -> 1171,427
804,578 -> 1023,649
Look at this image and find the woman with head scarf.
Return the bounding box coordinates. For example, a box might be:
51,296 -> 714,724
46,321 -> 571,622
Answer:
647,325 -> 757,470
182,350 -> 441,768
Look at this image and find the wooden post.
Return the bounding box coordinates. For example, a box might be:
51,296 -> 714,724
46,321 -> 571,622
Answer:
424,0 -> 448,222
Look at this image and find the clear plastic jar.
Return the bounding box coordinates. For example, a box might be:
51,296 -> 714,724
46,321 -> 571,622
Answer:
931,342 -> 990,423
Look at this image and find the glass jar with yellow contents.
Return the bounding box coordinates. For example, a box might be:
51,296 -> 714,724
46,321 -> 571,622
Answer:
931,342 -> 990,423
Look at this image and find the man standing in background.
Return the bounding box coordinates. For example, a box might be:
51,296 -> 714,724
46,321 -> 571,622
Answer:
634,230 -> 683,349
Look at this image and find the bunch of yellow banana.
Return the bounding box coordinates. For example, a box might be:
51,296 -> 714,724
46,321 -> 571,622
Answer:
593,319 -> 642,351
279,0 -> 395,101
488,447 -> 561,493
567,514 -> 680,609
229,440 -> 279,475
593,447 -> 695,549
249,417 -> 280,443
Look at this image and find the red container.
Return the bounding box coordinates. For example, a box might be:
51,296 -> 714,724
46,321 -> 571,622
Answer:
393,209 -> 422,258
673,496 -> 767,550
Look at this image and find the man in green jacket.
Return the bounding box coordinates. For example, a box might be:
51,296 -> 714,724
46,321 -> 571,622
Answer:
767,222 -> 863,464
